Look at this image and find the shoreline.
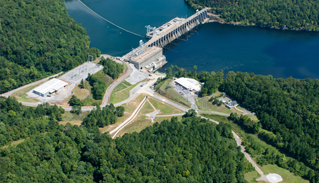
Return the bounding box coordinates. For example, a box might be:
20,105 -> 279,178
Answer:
186,2 -> 318,32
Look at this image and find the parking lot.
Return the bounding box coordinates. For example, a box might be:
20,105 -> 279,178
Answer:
172,82 -> 197,110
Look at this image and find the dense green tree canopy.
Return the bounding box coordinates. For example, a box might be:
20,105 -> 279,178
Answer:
0,96 -> 64,146
186,0 -> 319,30
0,0 -> 101,94
220,72 -> 319,171
0,115 -> 252,182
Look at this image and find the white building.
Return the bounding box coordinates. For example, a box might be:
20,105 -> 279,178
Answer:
33,78 -> 68,97
226,101 -> 238,109
175,77 -> 201,92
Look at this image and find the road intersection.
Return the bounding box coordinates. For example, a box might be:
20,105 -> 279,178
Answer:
0,58 -> 269,182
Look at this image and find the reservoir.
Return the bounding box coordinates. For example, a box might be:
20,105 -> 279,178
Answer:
65,0 -> 319,79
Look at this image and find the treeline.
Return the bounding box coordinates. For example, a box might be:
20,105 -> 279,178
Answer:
82,104 -> 124,128
86,73 -> 107,100
0,96 -> 64,146
164,65 -> 224,96
0,115 -> 253,182
0,0 -> 101,94
185,0 -> 319,31
220,71 -> 319,171
229,114 -> 319,182
100,57 -> 124,79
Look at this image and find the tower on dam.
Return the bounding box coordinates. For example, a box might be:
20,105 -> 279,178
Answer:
122,8 -> 209,72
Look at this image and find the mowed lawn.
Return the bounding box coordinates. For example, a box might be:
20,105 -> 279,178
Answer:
117,101 -> 155,137
110,81 -> 138,104
100,94 -> 147,134
62,84 -> 90,105
245,164 -> 309,183
196,93 -> 243,115
148,97 -> 183,115
117,104 -> 183,137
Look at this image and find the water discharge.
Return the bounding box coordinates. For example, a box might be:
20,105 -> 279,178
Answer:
65,0 -> 319,79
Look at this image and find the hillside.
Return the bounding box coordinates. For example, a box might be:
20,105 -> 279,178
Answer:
0,0 -> 100,94
0,108 -> 253,182
185,0 -> 319,31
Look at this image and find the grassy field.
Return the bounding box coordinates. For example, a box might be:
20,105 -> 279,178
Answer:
201,113 -> 310,183
245,165 -> 309,183
11,82 -> 45,103
154,116 -> 183,123
62,84 -> 90,105
61,111 -> 89,122
100,94 -> 147,134
196,93 -> 242,115
114,81 -> 131,93
82,70 -> 113,106
261,164 -> 308,183
117,110 -> 183,137
244,170 -> 263,183
157,79 -> 191,107
247,114 -> 259,121
117,101 -> 156,137
110,81 -> 139,104
148,97 -> 183,115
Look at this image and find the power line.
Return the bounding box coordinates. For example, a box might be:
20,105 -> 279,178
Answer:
78,0 -> 145,38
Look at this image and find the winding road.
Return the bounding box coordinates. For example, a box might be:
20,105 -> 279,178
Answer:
1,58 -> 269,182
101,62 -> 133,107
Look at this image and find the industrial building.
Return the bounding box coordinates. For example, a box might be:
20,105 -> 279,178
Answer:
129,46 -> 167,72
33,78 -> 68,97
175,77 -> 201,92
226,101 -> 238,109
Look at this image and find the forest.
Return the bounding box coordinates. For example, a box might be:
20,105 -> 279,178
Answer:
185,0 -> 319,31
100,57 -> 124,79
0,108 -> 253,182
82,104 -> 125,128
163,65 -> 224,96
0,96 -> 64,146
228,113 -> 319,182
0,0 -> 101,94
220,71 -> 319,171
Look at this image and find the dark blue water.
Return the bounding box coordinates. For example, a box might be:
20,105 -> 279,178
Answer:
65,0 -> 319,79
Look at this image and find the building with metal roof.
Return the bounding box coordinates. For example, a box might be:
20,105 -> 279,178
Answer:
33,78 -> 68,97
226,101 -> 238,109
175,77 -> 201,92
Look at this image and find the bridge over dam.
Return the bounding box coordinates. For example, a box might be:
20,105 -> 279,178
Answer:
122,8 -> 209,72
145,8 -> 209,48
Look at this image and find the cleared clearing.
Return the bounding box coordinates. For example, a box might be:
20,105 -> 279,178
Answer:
100,94 -> 147,134
61,84 -> 90,105
148,97 -> 182,115
59,120 -> 82,126
261,165 -> 308,183
62,111 -> 89,122
110,82 -> 139,104
196,93 -> 243,115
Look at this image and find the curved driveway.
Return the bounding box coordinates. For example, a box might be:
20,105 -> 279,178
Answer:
101,62 -> 133,107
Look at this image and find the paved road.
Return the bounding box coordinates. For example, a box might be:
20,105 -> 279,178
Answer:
1,72 -> 63,98
197,110 -> 230,116
199,115 -> 269,183
156,113 -> 185,117
101,62 -> 133,107
110,96 -> 147,138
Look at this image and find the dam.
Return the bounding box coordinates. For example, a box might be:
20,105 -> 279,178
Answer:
123,8 -> 209,72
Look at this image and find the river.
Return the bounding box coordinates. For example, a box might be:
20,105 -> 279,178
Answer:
65,0 -> 319,79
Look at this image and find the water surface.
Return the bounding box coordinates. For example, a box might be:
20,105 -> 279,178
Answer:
65,0 -> 319,79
